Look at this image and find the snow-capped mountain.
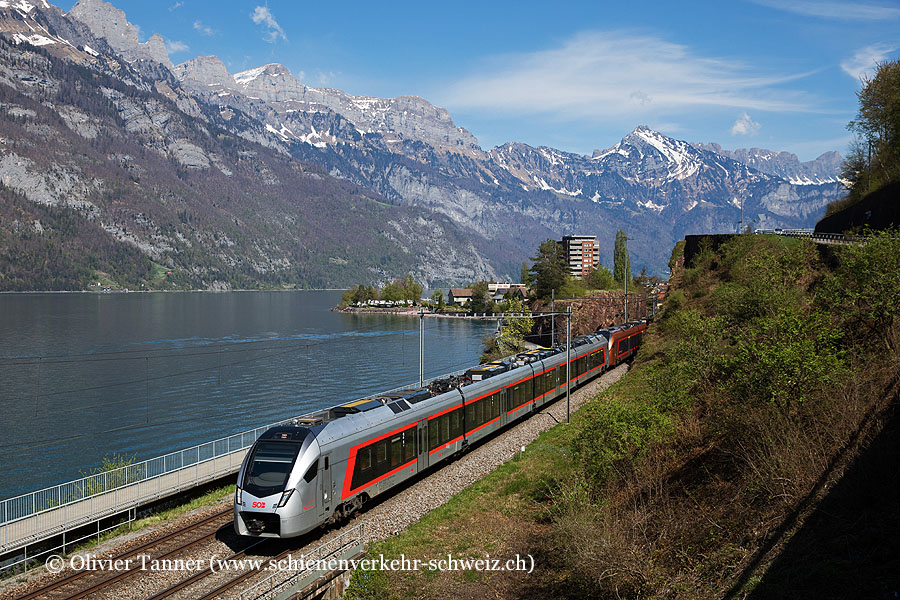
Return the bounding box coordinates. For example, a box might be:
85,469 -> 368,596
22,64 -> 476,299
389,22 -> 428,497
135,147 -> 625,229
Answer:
0,0 -> 847,281
696,142 -> 843,185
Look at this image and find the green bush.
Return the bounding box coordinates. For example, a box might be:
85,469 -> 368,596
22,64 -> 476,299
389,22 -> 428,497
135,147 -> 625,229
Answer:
573,396 -> 672,489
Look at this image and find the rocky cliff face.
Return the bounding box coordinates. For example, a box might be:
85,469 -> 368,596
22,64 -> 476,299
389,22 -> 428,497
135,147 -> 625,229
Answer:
68,0 -> 173,68
0,0 -> 848,285
0,17 -> 498,289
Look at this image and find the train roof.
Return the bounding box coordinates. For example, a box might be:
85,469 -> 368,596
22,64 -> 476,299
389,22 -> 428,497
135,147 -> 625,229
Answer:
256,330 -> 616,449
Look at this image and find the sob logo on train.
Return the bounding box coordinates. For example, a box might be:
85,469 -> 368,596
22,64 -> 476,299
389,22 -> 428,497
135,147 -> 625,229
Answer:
252,501 -> 265,508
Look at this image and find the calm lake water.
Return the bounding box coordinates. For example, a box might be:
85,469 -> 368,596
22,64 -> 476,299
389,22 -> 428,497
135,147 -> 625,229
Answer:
0,291 -> 494,500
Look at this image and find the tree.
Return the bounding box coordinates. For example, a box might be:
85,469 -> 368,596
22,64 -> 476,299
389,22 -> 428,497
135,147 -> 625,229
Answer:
529,239 -> 569,299
584,264 -> 615,290
496,298 -> 534,356
520,261 -> 532,287
431,289 -> 444,307
469,280 -> 492,313
613,230 -> 631,286
400,274 -> 423,303
843,59 -> 900,202
381,280 -> 403,302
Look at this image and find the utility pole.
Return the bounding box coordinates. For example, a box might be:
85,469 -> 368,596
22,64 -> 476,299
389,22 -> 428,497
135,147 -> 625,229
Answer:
623,235 -> 631,323
566,306 -> 571,424
551,289 -> 555,346
419,307 -> 424,387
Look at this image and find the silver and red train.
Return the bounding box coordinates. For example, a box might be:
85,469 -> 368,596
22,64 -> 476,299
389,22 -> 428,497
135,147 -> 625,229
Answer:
234,320 -> 647,538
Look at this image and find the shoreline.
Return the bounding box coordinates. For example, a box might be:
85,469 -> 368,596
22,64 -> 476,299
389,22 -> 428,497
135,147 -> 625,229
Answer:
332,306 -> 503,320
0,288 -> 349,295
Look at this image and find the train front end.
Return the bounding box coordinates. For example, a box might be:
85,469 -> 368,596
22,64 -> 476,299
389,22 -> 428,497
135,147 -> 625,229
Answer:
234,425 -> 322,538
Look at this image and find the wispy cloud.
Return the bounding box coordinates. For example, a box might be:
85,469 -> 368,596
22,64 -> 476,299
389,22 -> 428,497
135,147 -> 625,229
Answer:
251,6 -> 287,43
168,1 -> 182,11
747,0 -> 900,20
841,43 -> 898,81
193,20 -> 214,36
317,71 -> 337,86
444,31 -> 815,121
165,39 -> 189,54
731,113 -> 761,135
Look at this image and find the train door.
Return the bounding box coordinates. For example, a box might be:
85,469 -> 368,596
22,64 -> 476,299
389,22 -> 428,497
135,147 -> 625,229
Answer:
499,387 -> 509,427
318,453 -> 332,520
416,420 -> 428,472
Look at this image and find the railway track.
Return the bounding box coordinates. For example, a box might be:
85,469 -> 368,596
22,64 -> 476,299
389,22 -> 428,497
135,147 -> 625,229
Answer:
144,540 -> 285,600
7,366 -> 629,600
11,508 -> 233,600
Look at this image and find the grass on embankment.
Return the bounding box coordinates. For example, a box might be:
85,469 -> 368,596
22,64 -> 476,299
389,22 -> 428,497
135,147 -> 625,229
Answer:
346,230 -> 900,600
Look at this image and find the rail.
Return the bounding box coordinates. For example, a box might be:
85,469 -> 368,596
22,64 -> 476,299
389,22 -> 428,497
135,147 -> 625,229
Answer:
238,524 -> 365,600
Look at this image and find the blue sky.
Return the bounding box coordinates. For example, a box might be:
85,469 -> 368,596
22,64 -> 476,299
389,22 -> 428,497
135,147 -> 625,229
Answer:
59,0 -> 900,161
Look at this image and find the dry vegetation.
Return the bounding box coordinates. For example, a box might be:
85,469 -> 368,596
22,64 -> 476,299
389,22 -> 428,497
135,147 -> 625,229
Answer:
348,232 -> 900,599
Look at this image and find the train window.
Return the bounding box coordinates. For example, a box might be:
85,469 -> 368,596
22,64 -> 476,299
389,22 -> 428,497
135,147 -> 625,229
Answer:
403,431 -> 415,462
376,442 -> 387,464
303,459 -> 318,483
359,448 -> 372,472
509,383 -> 521,409
449,410 -> 459,440
324,457 -> 329,470
441,414 -> 450,443
391,436 -> 402,467
429,420 -> 438,450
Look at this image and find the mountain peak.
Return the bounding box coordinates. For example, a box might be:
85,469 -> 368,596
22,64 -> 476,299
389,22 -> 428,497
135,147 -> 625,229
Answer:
233,63 -> 294,85
173,55 -> 235,91
592,127 -> 703,182
695,142 -> 843,185
68,0 -> 172,69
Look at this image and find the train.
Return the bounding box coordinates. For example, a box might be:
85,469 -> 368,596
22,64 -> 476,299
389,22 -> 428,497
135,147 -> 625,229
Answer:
233,320 -> 648,538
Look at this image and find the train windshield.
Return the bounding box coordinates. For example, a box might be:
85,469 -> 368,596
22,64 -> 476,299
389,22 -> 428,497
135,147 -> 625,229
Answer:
244,441 -> 302,498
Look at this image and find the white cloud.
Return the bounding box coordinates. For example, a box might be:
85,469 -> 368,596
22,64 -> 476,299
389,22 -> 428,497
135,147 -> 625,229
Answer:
841,43 -> 898,82
193,20 -> 214,36
168,1 -> 182,11
748,0 -> 900,20
731,113 -> 761,135
251,6 -> 286,43
317,71 -> 337,86
165,39 -> 189,53
444,31 -> 814,121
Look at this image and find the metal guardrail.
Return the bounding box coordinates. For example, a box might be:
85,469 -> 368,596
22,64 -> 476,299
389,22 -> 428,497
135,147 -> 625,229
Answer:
0,363 -> 480,558
239,524 -> 365,600
0,327 -> 592,558
754,230 -> 860,244
0,424 -> 279,528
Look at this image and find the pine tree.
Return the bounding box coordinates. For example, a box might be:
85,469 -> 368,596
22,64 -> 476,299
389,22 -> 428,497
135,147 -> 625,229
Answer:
529,239 -> 568,299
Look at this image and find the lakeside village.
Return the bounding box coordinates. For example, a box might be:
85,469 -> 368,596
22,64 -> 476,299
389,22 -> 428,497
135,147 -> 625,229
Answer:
334,233 -> 671,332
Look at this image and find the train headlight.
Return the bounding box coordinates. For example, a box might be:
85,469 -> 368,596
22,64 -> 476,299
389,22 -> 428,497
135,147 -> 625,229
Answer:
277,489 -> 294,508
236,487 -> 243,505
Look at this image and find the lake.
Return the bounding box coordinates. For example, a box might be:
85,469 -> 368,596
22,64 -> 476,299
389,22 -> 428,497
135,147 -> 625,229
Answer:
0,291 -> 494,500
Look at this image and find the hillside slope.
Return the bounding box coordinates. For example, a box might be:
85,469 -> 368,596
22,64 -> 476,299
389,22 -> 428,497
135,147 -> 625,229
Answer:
0,37 -> 498,289
346,231 -> 900,599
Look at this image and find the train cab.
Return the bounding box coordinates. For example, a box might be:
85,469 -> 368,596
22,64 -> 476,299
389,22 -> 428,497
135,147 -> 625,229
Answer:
234,425 -> 323,538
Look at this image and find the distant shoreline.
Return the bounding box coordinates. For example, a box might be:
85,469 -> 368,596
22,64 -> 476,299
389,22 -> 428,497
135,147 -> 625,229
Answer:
333,306 -> 502,320
0,288 -> 348,295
